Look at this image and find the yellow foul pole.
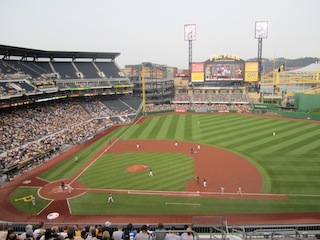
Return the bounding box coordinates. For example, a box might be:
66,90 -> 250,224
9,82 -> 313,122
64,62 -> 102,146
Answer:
142,65 -> 146,113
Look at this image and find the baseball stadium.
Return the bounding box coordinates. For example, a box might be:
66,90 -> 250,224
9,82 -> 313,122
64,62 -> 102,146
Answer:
1,45 -> 320,240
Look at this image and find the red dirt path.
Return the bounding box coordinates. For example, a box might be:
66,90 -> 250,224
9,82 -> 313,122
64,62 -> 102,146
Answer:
127,164 -> 148,172
1,114 -> 320,225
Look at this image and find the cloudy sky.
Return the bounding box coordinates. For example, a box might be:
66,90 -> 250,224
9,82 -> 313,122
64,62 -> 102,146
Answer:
1,0 -> 319,69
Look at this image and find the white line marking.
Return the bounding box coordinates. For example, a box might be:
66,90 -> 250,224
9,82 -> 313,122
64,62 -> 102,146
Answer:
165,202 -> 201,206
70,116 -> 145,185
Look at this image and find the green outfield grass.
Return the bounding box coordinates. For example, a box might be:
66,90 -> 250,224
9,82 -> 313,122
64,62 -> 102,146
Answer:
12,113 -> 320,215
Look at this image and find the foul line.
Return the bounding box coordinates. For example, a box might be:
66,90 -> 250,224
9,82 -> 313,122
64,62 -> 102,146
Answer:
165,202 -> 201,206
69,116 -> 145,185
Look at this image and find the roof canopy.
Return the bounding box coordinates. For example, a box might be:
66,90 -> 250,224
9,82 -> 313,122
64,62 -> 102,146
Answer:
289,63 -> 320,72
0,44 -> 120,61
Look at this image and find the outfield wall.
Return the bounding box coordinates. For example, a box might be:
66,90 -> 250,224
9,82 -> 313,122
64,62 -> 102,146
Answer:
146,107 -> 320,121
253,103 -> 320,121
295,93 -> 320,112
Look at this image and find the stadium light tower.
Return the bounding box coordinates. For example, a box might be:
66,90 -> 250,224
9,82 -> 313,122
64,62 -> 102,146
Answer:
255,21 -> 268,82
184,24 -> 196,84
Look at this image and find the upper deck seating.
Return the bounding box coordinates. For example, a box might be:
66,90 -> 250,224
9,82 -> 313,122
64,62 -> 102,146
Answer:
52,62 -> 78,79
74,62 -> 101,79
95,62 -> 126,78
120,96 -> 142,110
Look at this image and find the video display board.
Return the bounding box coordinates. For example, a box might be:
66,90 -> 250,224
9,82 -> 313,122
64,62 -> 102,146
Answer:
204,55 -> 245,81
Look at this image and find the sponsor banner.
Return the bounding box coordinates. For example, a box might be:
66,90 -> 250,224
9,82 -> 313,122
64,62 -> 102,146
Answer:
245,62 -> 259,82
191,63 -> 205,82
195,109 -> 207,113
174,109 -> 186,113
192,63 -> 204,72
191,72 -> 204,82
245,71 -> 258,82
245,62 -> 259,71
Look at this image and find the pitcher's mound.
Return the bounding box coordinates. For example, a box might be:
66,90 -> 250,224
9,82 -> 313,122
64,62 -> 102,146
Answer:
127,164 -> 148,172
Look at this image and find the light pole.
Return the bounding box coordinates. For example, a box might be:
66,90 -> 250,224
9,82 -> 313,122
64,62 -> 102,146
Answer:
255,21 -> 268,82
255,21 -> 268,102
184,24 -> 196,84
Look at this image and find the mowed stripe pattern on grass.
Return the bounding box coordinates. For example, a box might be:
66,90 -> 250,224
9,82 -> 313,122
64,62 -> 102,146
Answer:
119,114 -> 320,195
40,114 -> 320,196
22,113 -> 320,215
78,152 -> 194,191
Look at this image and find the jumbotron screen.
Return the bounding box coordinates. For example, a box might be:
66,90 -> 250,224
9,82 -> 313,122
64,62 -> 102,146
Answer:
204,62 -> 245,81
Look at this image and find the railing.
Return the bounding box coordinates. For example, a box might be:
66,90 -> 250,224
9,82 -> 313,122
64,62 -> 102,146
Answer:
261,71 -> 320,86
3,222 -> 320,240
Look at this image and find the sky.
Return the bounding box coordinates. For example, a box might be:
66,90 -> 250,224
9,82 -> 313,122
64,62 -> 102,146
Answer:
1,0 -> 320,69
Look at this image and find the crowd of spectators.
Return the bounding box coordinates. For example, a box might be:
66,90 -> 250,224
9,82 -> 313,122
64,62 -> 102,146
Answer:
172,94 -> 191,102
0,95 -> 250,181
0,100 -> 135,179
210,94 -> 229,103
82,101 -> 114,119
191,94 -> 209,103
172,93 -> 250,104
229,94 -> 250,103
145,103 -> 251,113
0,222 -> 196,240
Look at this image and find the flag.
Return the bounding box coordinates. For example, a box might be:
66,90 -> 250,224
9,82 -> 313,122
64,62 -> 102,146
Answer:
278,63 -> 285,72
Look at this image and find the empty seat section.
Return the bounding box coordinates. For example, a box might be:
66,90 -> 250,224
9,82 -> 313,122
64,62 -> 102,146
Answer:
34,62 -> 55,74
75,62 -> 100,79
101,98 -> 130,113
11,61 -> 42,78
95,62 -> 125,78
0,60 -> 17,75
120,96 -> 142,110
52,62 -> 78,79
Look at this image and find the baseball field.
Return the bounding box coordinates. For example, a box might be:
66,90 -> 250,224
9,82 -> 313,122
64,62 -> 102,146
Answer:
4,113 -> 320,224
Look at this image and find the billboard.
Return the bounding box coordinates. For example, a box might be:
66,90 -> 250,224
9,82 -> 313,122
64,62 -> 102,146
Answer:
191,63 -> 204,82
245,62 -> 259,82
184,24 -> 196,41
204,55 -> 245,81
255,21 -> 268,39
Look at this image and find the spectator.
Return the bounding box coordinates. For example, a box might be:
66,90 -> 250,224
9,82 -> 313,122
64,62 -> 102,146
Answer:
33,222 -> 45,240
0,224 -> 8,240
65,227 -> 75,240
85,226 -> 96,240
20,225 -> 33,240
121,224 -> 136,240
164,227 -> 180,240
60,226 -> 69,239
134,225 -> 148,240
112,226 -> 123,240
180,228 -> 194,240
154,223 -> 166,240
6,228 -> 21,240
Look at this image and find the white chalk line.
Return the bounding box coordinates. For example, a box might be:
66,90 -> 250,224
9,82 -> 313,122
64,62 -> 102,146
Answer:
165,202 -> 201,206
69,116 -> 145,185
